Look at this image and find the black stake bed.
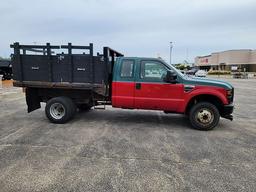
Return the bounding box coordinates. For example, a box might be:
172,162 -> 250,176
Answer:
10,42 -> 123,97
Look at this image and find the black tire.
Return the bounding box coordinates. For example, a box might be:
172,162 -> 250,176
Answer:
77,104 -> 92,112
1,72 -> 6,80
45,97 -> 76,124
189,102 -> 220,131
5,73 -> 12,80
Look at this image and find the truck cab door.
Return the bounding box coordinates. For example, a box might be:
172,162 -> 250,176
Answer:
112,59 -> 136,108
134,60 -> 183,111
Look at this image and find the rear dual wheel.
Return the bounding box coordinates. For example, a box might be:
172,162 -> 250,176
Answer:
45,97 -> 76,124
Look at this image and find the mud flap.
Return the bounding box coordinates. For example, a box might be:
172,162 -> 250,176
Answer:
26,88 -> 41,113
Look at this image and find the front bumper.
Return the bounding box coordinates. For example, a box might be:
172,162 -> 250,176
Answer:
221,104 -> 234,121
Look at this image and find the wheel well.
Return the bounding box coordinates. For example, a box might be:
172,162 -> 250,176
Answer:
185,94 -> 223,115
37,88 -> 96,104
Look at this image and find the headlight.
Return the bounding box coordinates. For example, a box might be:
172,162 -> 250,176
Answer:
226,89 -> 234,103
227,90 -> 232,97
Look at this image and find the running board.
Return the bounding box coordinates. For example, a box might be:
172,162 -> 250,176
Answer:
93,100 -> 111,110
94,106 -> 106,110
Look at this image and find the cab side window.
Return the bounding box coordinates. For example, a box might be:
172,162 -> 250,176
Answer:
120,60 -> 134,78
140,61 -> 167,82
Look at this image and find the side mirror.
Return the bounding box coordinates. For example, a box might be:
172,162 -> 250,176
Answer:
164,70 -> 177,83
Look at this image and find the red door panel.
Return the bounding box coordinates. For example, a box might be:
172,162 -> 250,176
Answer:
112,81 -> 135,108
134,83 -> 184,111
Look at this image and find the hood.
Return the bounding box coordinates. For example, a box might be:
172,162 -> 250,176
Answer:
183,76 -> 233,90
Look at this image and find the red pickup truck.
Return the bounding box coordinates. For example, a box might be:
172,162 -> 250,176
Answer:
11,43 -> 234,130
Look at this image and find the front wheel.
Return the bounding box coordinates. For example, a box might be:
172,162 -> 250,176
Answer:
45,97 -> 76,124
189,102 -> 220,131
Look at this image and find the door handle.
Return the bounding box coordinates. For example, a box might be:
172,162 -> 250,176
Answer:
136,83 -> 141,90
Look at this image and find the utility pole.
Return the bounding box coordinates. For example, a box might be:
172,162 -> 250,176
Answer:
33,41 -> 37,55
170,42 -> 173,65
186,48 -> 189,62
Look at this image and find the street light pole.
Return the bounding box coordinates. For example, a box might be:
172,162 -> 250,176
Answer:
170,42 -> 173,65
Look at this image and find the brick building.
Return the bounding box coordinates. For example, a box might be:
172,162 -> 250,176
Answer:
195,49 -> 256,72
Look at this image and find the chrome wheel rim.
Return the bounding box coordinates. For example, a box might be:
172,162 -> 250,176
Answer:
50,103 -> 65,120
196,108 -> 214,125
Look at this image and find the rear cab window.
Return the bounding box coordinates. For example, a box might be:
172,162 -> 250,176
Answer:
120,60 -> 135,78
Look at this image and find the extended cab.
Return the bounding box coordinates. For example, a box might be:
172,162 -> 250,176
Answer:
10,42 -> 234,130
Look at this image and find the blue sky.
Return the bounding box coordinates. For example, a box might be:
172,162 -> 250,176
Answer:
0,0 -> 256,63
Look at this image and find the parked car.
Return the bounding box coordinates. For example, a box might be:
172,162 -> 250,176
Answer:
195,70 -> 207,77
186,68 -> 198,75
10,42 -> 234,130
0,59 -> 12,80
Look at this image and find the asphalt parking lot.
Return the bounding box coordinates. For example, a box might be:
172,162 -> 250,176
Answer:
0,78 -> 255,192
